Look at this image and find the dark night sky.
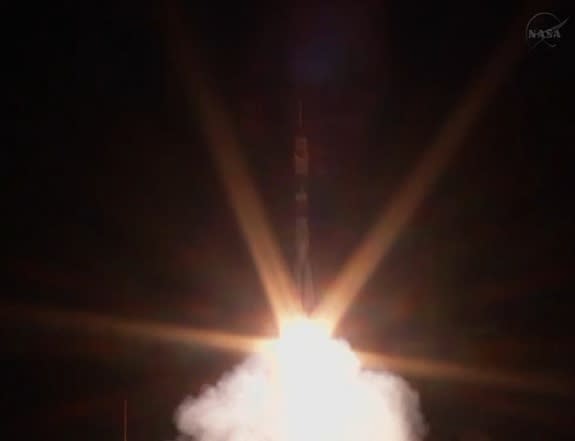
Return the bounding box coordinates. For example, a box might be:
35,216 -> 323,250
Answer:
4,1 -> 575,440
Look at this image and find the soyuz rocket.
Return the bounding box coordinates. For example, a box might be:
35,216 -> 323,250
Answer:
293,101 -> 315,314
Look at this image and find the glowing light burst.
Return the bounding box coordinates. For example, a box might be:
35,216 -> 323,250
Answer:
176,317 -> 425,441
163,13 -> 558,441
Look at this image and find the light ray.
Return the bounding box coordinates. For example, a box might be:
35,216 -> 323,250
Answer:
164,5 -> 300,327
196,92 -> 300,325
6,302 -> 570,397
313,11 -> 528,332
358,349 -> 573,397
2,303 -> 268,355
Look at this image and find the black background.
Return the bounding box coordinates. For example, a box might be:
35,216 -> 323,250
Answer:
5,1 -> 574,440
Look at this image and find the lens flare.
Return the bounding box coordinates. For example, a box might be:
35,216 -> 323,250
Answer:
176,317 -> 425,441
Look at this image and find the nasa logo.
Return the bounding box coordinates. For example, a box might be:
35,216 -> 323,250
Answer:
526,12 -> 569,49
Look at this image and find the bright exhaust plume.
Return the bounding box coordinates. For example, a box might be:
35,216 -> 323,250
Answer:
175,317 -> 425,441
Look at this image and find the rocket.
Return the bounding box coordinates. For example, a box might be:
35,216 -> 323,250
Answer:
293,101 -> 315,314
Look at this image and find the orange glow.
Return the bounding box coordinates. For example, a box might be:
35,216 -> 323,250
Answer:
193,83 -> 300,328
2,304 -> 267,355
358,349 -> 571,396
313,22 -> 525,334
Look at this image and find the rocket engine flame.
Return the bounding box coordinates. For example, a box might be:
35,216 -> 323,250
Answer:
175,317 -> 425,441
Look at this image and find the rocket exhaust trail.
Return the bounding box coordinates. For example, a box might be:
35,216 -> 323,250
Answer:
293,100 -> 315,315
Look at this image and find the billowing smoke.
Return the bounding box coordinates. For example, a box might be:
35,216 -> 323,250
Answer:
175,319 -> 425,441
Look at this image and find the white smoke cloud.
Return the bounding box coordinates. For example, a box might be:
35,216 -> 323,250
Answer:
175,322 -> 425,441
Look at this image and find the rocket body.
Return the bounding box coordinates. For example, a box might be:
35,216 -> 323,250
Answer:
294,103 -> 315,313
